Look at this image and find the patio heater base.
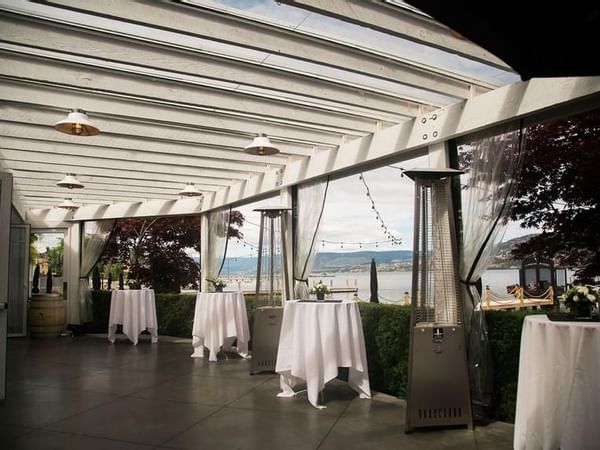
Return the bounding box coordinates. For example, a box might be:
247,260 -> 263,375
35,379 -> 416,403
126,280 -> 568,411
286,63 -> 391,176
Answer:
249,306 -> 283,374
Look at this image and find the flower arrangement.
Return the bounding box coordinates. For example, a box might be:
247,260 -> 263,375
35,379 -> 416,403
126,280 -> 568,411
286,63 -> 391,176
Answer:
212,279 -> 226,292
560,285 -> 598,316
213,279 -> 226,288
310,280 -> 330,299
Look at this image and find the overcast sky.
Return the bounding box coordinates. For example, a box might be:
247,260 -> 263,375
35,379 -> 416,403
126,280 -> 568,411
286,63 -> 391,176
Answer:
226,153 -> 534,258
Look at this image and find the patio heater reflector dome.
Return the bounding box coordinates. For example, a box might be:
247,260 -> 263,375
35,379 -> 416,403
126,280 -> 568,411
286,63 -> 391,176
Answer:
56,173 -> 84,189
178,183 -> 202,197
244,133 -> 279,155
54,109 -> 99,136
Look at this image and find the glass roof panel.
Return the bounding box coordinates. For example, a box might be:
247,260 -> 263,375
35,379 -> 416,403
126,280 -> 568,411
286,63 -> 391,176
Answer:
193,0 -> 520,87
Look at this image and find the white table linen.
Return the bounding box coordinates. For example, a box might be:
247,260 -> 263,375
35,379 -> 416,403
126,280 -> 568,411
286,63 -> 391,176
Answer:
514,315 -> 600,450
191,292 -> 250,362
275,300 -> 371,409
108,289 -> 158,345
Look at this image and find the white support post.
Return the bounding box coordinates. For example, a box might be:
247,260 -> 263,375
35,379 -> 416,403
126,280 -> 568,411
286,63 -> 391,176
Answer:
428,141 -> 450,168
66,221 -> 81,325
280,187 -> 294,303
200,213 -> 209,293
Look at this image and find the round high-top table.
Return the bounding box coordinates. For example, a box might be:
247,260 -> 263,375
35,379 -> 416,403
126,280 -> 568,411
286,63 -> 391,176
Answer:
191,291 -> 250,362
275,299 -> 371,409
108,289 -> 158,345
514,315 -> 600,450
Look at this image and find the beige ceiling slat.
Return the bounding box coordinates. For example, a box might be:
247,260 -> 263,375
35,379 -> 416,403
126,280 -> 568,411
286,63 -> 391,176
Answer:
0,104 -> 318,158
14,178 -> 185,197
8,169 -> 221,192
0,148 -> 252,181
0,123 -> 292,166
0,136 -> 274,175
0,53 -> 384,134
6,0 -> 485,98
0,43 -> 417,124
0,160 -> 233,187
0,15 -> 442,111
16,184 -> 175,201
0,80 -> 355,145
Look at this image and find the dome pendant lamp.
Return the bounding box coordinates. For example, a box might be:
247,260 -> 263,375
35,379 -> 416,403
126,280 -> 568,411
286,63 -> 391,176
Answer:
244,133 -> 279,155
179,183 -> 202,197
58,198 -> 79,210
55,109 -> 99,136
56,173 -> 85,189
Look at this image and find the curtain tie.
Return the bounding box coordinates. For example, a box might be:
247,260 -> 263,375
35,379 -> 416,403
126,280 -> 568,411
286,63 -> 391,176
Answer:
459,279 -> 478,286
293,278 -> 308,283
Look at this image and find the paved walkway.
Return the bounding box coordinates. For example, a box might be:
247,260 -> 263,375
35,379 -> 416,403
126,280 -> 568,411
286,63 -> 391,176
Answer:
0,335 -> 514,449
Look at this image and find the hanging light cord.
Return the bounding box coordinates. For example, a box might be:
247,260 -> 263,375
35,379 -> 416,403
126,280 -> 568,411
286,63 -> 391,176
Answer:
359,172 -> 402,245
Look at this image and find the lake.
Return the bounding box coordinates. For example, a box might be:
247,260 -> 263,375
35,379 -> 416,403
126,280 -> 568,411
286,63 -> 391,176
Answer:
227,268 -> 522,303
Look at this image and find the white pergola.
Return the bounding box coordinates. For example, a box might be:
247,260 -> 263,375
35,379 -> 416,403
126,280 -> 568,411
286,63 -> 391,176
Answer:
1,0 -> 599,299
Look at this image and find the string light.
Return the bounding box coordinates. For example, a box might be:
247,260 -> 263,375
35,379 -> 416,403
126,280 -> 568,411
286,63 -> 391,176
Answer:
320,238 -> 398,248
358,172 -> 402,246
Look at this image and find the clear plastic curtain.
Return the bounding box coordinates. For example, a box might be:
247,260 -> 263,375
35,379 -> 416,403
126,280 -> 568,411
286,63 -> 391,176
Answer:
458,124 -> 524,411
206,207 -> 230,289
77,220 -> 114,324
293,178 -> 329,299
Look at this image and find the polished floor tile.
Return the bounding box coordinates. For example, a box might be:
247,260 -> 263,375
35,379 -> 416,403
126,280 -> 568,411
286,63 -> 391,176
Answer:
3,336 -> 515,449
3,429 -> 155,450
0,385 -> 118,427
163,407 -> 337,450
47,396 -> 217,445
131,373 -> 266,406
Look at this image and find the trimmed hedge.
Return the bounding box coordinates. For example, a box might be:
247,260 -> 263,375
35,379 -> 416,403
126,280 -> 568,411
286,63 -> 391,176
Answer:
90,291 -> 539,422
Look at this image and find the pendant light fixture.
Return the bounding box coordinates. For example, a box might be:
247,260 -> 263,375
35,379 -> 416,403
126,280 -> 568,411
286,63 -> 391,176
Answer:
244,133 -> 279,155
54,108 -> 99,136
178,182 -> 202,197
58,198 -> 79,210
56,173 -> 85,189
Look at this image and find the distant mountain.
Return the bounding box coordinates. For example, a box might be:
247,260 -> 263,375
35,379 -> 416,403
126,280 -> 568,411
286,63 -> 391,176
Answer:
206,236 -> 537,275
220,250 -> 412,275
490,234 -> 538,268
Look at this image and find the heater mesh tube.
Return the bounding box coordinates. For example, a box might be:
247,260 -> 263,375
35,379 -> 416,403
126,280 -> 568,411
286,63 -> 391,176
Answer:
414,179 -> 461,325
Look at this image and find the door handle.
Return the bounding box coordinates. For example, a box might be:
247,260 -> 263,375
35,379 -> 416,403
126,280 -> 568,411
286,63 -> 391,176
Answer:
0,302 -> 7,310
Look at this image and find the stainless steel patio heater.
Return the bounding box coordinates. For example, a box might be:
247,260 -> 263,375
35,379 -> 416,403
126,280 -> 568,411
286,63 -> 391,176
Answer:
404,169 -> 472,432
249,206 -> 291,374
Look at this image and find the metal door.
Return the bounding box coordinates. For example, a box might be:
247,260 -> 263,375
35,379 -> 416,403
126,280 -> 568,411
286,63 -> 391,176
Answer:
0,172 -> 13,400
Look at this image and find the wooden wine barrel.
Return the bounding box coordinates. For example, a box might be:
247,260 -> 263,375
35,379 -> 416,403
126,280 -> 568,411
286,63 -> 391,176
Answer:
29,294 -> 66,338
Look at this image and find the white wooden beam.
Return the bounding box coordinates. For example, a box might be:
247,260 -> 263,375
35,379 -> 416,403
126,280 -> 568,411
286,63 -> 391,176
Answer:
0,53 -> 383,134
8,170 -> 220,193
0,105 -> 317,159
0,80 -> 353,145
14,0 -> 487,98
0,13 -> 443,111
0,137 -> 270,175
0,160 -> 231,188
213,76 -> 600,212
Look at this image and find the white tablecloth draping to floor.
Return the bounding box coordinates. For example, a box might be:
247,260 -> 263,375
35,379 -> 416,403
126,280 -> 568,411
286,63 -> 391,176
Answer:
275,300 -> 371,409
514,315 -> 600,450
108,289 -> 158,345
191,292 -> 250,362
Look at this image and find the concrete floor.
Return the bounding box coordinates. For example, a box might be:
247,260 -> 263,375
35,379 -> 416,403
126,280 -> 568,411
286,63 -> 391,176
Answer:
0,335 -> 514,449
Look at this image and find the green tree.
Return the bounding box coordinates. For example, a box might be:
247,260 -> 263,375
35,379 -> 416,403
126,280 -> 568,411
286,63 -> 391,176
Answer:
511,108 -> 600,278
102,213 -> 244,293
47,238 -> 64,277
